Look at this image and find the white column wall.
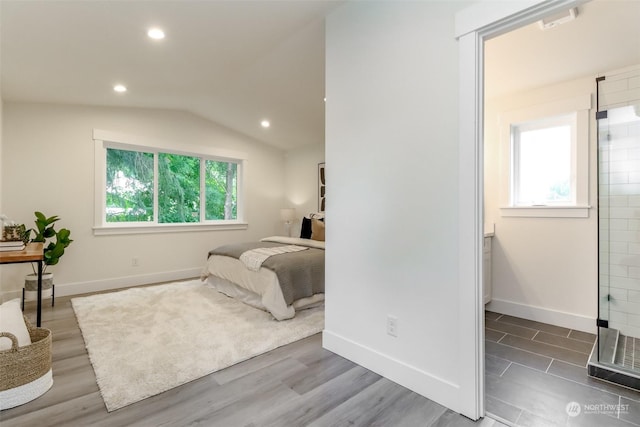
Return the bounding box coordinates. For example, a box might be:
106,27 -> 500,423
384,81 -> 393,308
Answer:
324,0 -> 475,416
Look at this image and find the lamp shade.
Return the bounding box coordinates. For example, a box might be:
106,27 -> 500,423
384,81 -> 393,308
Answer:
280,208 -> 296,222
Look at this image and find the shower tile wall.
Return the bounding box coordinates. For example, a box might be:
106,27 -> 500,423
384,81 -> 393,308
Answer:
599,65 -> 640,339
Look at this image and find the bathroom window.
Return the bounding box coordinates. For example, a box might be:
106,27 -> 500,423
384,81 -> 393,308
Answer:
499,94 -> 591,217
511,114 -> 575,206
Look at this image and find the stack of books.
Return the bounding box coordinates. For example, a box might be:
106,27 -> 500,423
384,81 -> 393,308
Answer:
0,240 -> 26,252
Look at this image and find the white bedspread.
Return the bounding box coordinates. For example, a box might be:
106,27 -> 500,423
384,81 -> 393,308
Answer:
260,235 -> 325,249
239,245 -> 308,272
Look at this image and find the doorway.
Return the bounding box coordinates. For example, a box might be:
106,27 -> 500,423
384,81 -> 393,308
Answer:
457,0 -> 640,422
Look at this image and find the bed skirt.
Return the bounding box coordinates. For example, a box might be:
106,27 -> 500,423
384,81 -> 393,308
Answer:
205,275 -> 324,320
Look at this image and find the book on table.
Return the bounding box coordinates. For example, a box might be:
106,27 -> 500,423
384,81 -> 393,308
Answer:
0,240 -> 26,251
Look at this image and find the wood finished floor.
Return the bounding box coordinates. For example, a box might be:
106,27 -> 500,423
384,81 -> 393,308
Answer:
1,294 -> 505,427
485,311 -> 640,426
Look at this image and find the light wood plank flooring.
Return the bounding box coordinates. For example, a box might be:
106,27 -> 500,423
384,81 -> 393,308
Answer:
1,293 -> 504,427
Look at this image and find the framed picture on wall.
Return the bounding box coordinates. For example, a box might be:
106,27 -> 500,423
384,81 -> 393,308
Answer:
318,162 -> 325,212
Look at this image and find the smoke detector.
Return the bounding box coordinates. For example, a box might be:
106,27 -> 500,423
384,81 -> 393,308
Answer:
538,7 -> 578,30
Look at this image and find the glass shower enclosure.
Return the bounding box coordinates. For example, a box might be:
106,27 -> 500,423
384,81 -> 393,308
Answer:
593,100 -> 640,389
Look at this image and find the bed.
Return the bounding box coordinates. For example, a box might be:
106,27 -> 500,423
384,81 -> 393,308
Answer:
201,235 -> 325,320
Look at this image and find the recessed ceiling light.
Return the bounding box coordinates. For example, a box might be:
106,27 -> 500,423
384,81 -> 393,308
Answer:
147,28 -> 165,40
113,84 -> 127,93
261,120 -> 270,128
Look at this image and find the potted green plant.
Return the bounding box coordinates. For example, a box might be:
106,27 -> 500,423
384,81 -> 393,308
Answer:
23,212 -> 73,301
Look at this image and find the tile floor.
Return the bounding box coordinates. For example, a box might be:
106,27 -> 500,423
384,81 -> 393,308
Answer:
485,311 -> 640,426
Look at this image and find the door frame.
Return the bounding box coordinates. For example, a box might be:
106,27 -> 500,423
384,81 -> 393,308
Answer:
455,0 -> 590,419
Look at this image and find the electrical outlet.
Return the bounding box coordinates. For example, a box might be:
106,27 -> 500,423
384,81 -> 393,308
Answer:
387,315 -> 398,337
131,257 -> 139,267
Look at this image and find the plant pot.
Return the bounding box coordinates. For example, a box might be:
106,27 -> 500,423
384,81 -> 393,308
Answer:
24,273 -> 54,301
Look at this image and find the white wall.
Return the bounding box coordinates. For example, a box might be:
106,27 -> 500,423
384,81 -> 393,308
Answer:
0,1 -> 4,286
0,96 -> 2,216
484,76 -> 599,333
0,102 -> 286,299
284,143 -> 325,236
0,1 -> 3,216
0,96 -> 2,218
324,0 -> 474,416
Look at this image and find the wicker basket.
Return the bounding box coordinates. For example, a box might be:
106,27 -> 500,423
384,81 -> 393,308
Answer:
0,316 -> 53,410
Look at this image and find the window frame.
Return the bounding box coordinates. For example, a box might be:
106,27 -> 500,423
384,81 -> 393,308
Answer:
511,113 -> 576,207
498,94 -> 592,218
93,129 -> 248,235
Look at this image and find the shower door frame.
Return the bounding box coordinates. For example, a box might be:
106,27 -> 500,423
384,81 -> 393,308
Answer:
595,83 -> 640,375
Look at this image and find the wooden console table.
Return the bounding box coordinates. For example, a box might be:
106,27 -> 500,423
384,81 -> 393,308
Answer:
0,243 -> 44,326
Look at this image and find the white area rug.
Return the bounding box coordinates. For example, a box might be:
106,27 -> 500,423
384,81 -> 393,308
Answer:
71,279 -> 324,412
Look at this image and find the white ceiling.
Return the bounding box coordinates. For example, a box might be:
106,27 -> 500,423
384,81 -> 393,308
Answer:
1,0 -> 341,151
485,0 -> 640,100
2,1 -> 639,151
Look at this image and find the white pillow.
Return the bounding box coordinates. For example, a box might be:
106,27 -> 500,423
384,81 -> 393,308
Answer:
0,299 -> 32,350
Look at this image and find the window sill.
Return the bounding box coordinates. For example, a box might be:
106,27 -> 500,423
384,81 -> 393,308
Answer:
93,222 -> 248,236
500,206 -> 591,218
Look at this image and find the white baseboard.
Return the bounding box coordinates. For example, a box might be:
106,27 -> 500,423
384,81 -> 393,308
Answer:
0,268 -> 202,302
486,298 -> 596,334
322,329 -> 462,416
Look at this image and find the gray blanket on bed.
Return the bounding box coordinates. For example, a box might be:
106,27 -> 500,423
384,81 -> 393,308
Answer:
208,242 -> 325,305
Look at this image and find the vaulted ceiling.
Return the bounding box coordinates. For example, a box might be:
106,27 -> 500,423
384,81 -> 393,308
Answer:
1,0 -> 341,150
2,0 -> 639,151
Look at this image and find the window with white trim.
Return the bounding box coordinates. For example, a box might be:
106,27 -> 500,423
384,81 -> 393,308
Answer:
93,130 -> 246,234
499,94 -> 591,218
511,113 -> 575,206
